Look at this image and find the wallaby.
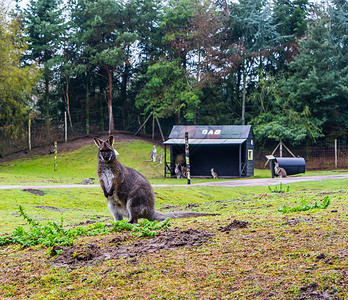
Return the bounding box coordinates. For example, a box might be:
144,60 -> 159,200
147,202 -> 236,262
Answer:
151,145 -> 157,162
211,168 -> 219,179
181,165 -> 187,178
174,163 -> 183,179
274,162 -> 287,178
94,136 -> 216,223
157,153 -> 163,164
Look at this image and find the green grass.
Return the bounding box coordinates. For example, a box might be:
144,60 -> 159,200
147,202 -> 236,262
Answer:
1,138 -> 346,186
0,137 -> 348,299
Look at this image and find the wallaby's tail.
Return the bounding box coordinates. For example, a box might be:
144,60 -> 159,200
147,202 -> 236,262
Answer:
153,211 -> 219,221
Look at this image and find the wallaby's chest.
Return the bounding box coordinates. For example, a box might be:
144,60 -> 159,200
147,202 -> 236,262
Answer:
99,165 -> 115,193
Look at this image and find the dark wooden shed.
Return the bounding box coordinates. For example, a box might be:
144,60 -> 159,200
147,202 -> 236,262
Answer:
163,125 -> 254,178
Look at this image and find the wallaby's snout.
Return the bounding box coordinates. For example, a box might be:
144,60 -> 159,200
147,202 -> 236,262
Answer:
101,149 -> 113,162
94,136 -> 116,163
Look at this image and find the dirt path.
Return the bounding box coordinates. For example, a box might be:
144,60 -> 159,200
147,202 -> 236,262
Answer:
1,174 -> 348,190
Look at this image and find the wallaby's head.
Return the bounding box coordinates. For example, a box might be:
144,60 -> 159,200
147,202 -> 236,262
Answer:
94,136 -> 116,163
274,162 -> 279,167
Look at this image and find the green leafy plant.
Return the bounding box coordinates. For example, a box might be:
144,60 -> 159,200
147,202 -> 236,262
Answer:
268,182 -> 290,193
0,206 -> 171,247
278,196 -> 331,213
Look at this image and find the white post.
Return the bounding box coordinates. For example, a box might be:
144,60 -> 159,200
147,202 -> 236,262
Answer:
335,139 -> 338,169
280,141 -> 283,157
28,118 -> 31,151
64,111 -> 68,142
152,111 -> 155,140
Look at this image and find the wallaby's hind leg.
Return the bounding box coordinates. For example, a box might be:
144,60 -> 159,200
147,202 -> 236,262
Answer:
126,198 -> 139,224
107,198 -> 124,221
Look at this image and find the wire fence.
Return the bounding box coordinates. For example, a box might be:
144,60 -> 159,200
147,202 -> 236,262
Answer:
254,144 -> 348,170
0,111 -> 347,171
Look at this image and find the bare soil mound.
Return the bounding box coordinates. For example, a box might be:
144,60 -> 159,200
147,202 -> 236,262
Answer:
218,219 -> 250,232
298,282 -> 337,300
51,228 -> 214,268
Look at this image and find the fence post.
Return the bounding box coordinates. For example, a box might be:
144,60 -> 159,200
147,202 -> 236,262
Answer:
335,139 -> 338,169
28,118 -> 31,151
64,111 -> 68,142
54,141 -> 57,171
152,111 -> 155,140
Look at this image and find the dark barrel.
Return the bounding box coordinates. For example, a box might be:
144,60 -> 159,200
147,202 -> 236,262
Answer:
276,157 -> 306,175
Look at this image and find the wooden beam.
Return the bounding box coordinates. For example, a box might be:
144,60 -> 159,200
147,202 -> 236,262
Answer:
134,113 -> 152,136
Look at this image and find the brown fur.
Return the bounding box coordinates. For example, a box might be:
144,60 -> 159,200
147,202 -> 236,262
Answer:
274,162 -> 287,178
211,168 -> 219,179
94,136 -> 217,223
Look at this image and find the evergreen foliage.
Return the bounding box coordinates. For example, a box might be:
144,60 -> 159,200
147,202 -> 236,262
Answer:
1,0 -> 347,146
0,2 -> 40,139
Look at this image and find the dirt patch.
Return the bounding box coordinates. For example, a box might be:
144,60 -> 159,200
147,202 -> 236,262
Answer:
51,228 -> 214,268
284,217 -> 315,226
160,203 -> 201,212
218,219 -> 250,232
23,189 -> 45,196
33,205 -> 65,212
298,282 -> 336,299
73,220 -> 97,226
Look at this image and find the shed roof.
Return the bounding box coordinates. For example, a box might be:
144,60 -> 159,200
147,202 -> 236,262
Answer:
163,138 -> 247,145
164,125 -> 252,145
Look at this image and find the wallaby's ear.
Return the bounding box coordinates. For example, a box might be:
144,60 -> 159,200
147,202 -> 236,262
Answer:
94,138 -> 103,147
106,136 -> 114,146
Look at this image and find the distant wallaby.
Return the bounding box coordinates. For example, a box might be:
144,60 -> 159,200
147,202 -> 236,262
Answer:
174,163 -> 183,179
274,162 -> 287,178
181,165 -> 187,178
211,168 -> 219,179
157,153 -> 163,164
94,136 -> 216,223
151,145 -> 157,162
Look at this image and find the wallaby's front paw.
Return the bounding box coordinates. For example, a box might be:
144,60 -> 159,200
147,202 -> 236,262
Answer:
108,188 -> 114,197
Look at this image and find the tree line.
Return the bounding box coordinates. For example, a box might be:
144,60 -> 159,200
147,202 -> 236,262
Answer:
1,0 -> 347,147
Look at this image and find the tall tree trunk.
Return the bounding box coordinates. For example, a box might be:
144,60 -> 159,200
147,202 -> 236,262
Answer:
194,43 -> 201,125
65,75 -> 73,128
44,74 -> 50,134
242,67 -> 246,125
121,61 -> 129,131
105,66 -> 115,133
99,91 -> 105,132
86,75 -> 90,135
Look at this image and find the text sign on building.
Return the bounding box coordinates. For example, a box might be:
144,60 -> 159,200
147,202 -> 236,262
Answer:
202,129 -> 221,135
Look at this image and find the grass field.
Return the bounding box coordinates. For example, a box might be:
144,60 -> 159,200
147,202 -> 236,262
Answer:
0,138 -> 347,299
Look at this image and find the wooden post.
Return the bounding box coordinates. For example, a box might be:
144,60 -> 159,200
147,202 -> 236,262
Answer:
164,144 -> 167,177
335,139 -> 338,169
155,116 -> 165,142
134,113 -> 152,136
280,141 -> 283,157
185,132 -> 191,185
28,118 -> 31,151
54,142 -> 57,171
64,111 -> 67,142
152,111 -> 155,140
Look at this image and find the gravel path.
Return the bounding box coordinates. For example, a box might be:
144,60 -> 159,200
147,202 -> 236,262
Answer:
1,174 -> 348,190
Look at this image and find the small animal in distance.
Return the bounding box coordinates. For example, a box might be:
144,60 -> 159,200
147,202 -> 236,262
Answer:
211,168 -> 219,179
274,162 -> 287,178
